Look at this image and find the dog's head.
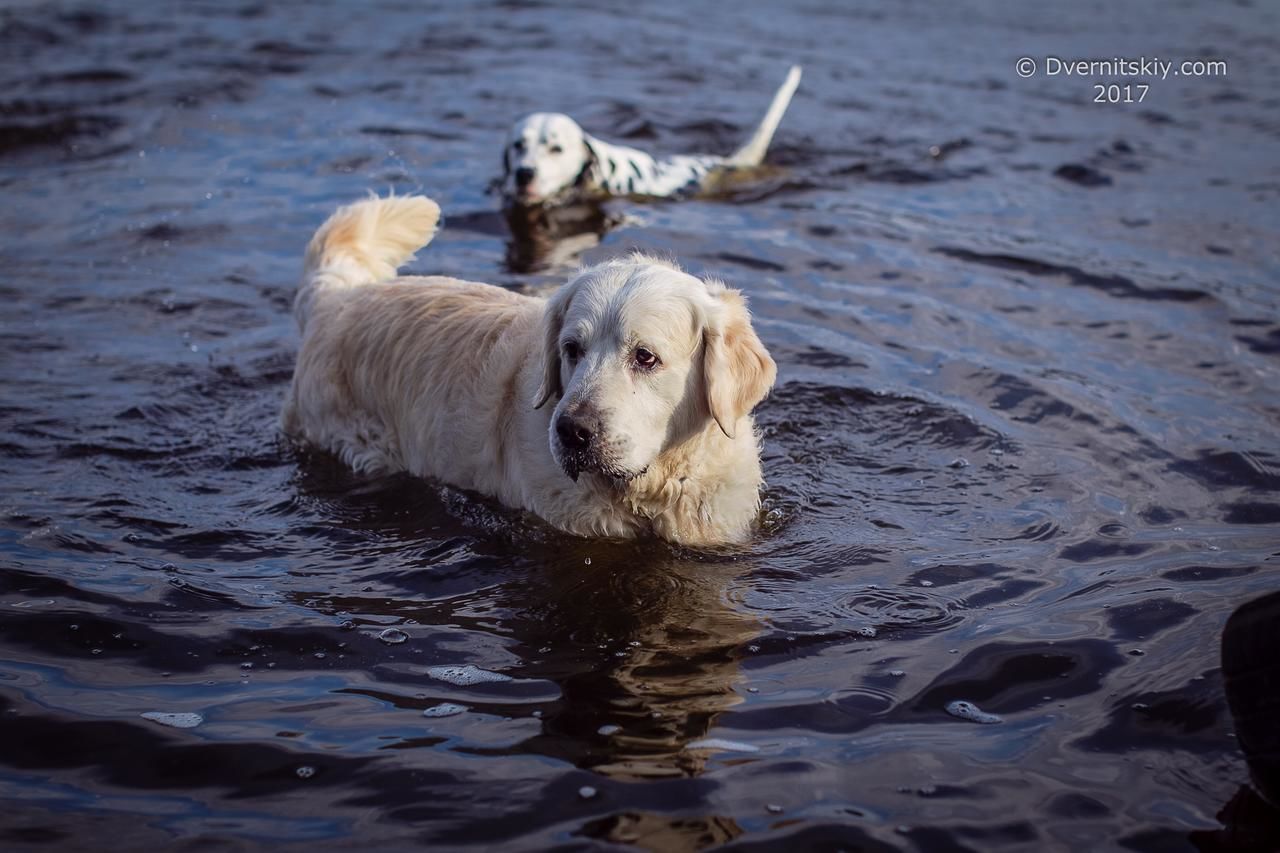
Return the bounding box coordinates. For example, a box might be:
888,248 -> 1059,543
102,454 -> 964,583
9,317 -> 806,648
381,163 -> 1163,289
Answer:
533,256 -> 776,485
501,113 -> 596,205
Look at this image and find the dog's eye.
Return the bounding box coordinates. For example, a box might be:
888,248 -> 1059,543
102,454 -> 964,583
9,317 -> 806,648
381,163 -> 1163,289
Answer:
633,347 -> 660,370
549,145 -> 563,155
562,341 -> 581,362
512,140 -> 524,152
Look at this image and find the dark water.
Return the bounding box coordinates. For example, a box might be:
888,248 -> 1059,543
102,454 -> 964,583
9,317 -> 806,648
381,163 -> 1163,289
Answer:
2,0 -> 1279,849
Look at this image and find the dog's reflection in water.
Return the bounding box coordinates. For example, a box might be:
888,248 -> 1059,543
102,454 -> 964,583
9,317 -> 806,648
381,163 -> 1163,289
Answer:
289,466 -> 761,849
522,543 -> 760,848
502,200 -> 620,273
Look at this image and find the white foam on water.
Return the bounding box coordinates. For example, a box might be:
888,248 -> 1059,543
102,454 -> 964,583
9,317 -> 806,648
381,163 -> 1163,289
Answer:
945,700 -> 1003,724
426,664 -> 512,686
686,737 -> 760,753
422,703 -> 468,717
140,711 -> 203,729
378,628 -> 408,645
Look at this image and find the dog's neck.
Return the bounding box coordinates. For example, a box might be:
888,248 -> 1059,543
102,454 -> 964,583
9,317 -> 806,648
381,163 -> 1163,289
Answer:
614,418 -> 758,544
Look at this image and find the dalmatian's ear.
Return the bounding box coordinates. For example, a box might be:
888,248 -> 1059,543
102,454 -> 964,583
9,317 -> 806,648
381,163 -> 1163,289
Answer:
574,138 -> 600,189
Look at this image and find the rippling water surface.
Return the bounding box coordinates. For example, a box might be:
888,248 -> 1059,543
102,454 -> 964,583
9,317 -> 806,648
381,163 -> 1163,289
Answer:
2,1 -> 1279,849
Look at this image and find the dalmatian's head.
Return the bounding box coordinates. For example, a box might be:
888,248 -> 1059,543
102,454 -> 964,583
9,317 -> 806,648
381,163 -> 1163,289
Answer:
501,113 -> 596,205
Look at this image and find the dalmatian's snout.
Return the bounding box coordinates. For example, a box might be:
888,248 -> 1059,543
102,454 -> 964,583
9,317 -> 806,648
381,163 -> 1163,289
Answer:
514,167 -> 535,188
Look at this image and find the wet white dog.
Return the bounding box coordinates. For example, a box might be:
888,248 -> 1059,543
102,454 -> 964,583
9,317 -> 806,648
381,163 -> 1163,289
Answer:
500,66 -> 801,204
283,195 -> 777,546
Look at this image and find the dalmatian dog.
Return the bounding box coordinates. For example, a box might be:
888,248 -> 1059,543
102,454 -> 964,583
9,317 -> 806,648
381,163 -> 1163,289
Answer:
500,66 -> 801,206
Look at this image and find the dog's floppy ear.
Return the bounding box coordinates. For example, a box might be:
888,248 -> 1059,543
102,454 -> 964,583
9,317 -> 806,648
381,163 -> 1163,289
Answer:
533,281 -> 574,409
702,286 -> 777,439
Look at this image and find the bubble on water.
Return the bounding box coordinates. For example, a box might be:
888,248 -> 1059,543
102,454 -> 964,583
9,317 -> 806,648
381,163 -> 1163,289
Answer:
378,628 -> 408,645
944,700 -> 1003,724
947,457 -> 970,469
583,557 -> 592,566
422,703 -> 467,718
766,803 -> 783,814
686,737 -> 760,753
856,626 -> 878,638
140,711 -> 203,729
296,765 -> 315,779
578,785 -> 597,799
426,664 -> 512,686
889,669 -> 906,677
597,724 -> 621,736
313,652 -> 326,660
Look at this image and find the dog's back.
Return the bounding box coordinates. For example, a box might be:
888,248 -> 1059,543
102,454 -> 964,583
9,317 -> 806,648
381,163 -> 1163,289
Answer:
284,197 -> 543,489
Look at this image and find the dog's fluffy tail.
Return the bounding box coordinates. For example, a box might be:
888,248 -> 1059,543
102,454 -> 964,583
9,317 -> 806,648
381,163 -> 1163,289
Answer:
727,65 -> 802,168
295,194 -> 441,330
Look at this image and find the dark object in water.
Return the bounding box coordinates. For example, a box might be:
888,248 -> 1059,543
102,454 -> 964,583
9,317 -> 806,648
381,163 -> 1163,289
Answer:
1221,591 -> 1280,808
1054,163 -> 1112,187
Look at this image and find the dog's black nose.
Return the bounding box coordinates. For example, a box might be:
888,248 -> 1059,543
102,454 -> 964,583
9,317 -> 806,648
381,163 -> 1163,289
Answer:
514,167 -> 535,188
556,414 -> 592,451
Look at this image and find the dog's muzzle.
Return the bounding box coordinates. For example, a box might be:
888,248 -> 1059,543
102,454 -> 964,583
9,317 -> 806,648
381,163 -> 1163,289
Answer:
555,412 -> 595,481
554,410 -> 638,484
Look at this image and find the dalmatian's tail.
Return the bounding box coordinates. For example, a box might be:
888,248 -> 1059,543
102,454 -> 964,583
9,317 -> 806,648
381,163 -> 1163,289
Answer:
295,194 -> 441,331
728,65 -> 802,168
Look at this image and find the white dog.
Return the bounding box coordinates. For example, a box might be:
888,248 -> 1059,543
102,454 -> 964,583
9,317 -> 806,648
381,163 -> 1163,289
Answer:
500,66 -> 801,204
282,195 -> 777,546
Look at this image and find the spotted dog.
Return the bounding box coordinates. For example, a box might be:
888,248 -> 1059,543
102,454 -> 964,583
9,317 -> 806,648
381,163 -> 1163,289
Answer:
500,66 -> 801,205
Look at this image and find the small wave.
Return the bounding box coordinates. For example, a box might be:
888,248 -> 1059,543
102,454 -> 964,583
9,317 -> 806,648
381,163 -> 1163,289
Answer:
934,247 -> 1211,303
745,581 -> 961,639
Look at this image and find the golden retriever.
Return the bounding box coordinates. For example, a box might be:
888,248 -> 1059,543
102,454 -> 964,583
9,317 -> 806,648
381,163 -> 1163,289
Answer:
282,195 -> 776,546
